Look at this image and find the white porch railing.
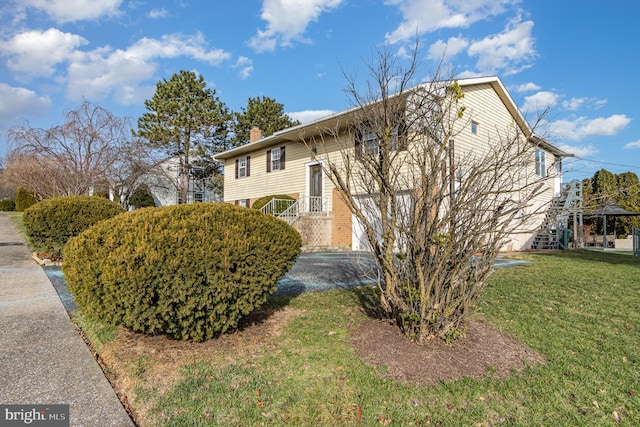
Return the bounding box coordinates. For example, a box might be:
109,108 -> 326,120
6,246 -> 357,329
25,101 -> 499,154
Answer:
303,196 -> 329,215
260,198 -> 297,216
260,196 -> 329,225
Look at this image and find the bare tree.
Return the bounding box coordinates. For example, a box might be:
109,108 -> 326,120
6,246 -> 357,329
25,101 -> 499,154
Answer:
7,101 -> 133,198
308,46 -> 549,343
2,153 -> 68,200
107,137 -> 177,209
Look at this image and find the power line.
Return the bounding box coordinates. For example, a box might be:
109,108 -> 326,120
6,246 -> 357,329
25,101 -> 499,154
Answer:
568,156 -> 640,171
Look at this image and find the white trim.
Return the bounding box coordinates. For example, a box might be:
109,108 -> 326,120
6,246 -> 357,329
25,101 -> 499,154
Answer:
305,160 -> 325,204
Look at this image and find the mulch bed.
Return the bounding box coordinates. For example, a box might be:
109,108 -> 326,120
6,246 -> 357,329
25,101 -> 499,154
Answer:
351,317 -> 546,385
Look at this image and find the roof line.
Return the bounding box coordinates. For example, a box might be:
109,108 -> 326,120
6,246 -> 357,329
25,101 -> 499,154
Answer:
215,76 -> 573,160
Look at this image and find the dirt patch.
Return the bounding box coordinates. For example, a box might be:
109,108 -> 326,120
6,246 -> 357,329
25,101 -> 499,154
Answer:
351,317 -> 545,385
99,305 -> 305,424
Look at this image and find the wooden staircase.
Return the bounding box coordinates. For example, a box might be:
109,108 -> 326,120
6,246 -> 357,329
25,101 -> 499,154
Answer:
531,180 -> 583,250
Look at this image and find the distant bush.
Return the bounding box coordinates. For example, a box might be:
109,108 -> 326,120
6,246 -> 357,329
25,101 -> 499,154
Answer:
252,194 -> 296,214
15,187 -> 38,212
129,184 -> 156,209
23,195 -> 125,256
0,199 -> 16,211
63,203 -> 302,341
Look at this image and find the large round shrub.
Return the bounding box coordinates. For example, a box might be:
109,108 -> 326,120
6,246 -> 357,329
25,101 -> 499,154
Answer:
62,203 -> 302,341
23,195 -> 125,256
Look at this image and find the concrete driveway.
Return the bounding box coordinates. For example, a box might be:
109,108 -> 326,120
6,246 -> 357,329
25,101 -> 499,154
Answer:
44,251 -> 530,302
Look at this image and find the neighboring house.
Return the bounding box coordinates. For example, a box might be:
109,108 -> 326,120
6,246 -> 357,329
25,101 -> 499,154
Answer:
215,76 -> 574,251
138,157 -> 219,207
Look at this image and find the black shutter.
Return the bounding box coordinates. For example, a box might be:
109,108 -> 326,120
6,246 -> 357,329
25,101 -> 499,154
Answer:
246,156 -> 250,177
280,146 -> 286,170
398,118 -> 408,151
267,150 -> 271,173
235,159 -> 239,179
354,129 -> 363,159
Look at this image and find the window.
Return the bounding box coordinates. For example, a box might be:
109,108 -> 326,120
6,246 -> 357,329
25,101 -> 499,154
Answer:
535,149 -> 546,177
235,156 -> 250,178
355,121 -> 406,159
267,146 -> 286,172
363,131 -> 379,157
554,160 -> 562,176
194,193 -> 203,203
271,147 -> 281,170
471,121 -> 479,135
235,199 -> 250,207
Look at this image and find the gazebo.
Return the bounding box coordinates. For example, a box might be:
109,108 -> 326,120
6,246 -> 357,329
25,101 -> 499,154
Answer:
584,200 -> 640,249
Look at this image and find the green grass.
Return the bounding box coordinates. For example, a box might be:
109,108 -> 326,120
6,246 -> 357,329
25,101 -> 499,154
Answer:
78,250 -> 640,426
69,311 -> 119,353
6,212 -> 29,246
5,211 -> 45,253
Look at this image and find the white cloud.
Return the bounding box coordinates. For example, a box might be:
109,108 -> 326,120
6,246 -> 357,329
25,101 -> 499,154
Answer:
551,114 -> 631,141
234,56 -> 254,79
385,0 -> 515,44
556,143 -> 598,158
288,109 -> 335,123
521,91 -> 559,113
467,17 -> 536,74
515,82 -> 540,93
148,8 -> 168,19
0,84 -> 51,127
66,33 -> 232,103
428,36 -> 469,61
0,28 -> 88,78
249,0 -> 344,52
624,140 -> 640,149
20,0 -> 123,23
562,97 -> 586,111
562,97 -> 607,111
456,69 -> 483,79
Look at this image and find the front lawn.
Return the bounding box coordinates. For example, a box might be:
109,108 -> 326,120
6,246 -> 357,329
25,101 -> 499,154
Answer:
58,250 -> 640,425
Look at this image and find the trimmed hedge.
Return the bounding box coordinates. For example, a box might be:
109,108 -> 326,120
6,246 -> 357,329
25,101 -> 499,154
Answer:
62,203 -> 302,341
15,187 -> 37,212
0,199 -> 16,211
23,195 -> 125,256
252,194 -> 296,214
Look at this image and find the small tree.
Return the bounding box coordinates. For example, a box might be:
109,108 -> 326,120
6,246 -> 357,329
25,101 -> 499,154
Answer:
0,157 -> 17,200
310,46 -> 549,343
7,102 -> 131,198
129,184 -> 156,209
232,96 -> 300,146
15,186 -> 38,211
136,70 -> 231,203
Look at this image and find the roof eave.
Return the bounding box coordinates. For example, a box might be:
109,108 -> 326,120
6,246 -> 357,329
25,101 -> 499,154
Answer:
215,75 -> 573,161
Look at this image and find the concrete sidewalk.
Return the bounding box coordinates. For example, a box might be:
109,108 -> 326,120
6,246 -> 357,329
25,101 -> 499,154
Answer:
0,213 -> 134,427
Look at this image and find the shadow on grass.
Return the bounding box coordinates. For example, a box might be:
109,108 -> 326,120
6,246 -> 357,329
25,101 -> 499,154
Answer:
532,248 -> 640,267
348,285 -> 388,320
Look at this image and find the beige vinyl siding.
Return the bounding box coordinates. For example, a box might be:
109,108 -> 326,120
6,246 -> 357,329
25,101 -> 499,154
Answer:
455,83 -> 556,250
220,79 -> 563,251
224,138 -> 345,209
225,142 -> 308,203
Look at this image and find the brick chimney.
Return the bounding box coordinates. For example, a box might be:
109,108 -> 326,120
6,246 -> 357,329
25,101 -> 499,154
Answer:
249,125 -> 263,143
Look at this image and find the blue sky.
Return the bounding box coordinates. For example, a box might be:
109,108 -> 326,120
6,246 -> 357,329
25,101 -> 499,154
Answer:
0,0 -> 638,182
